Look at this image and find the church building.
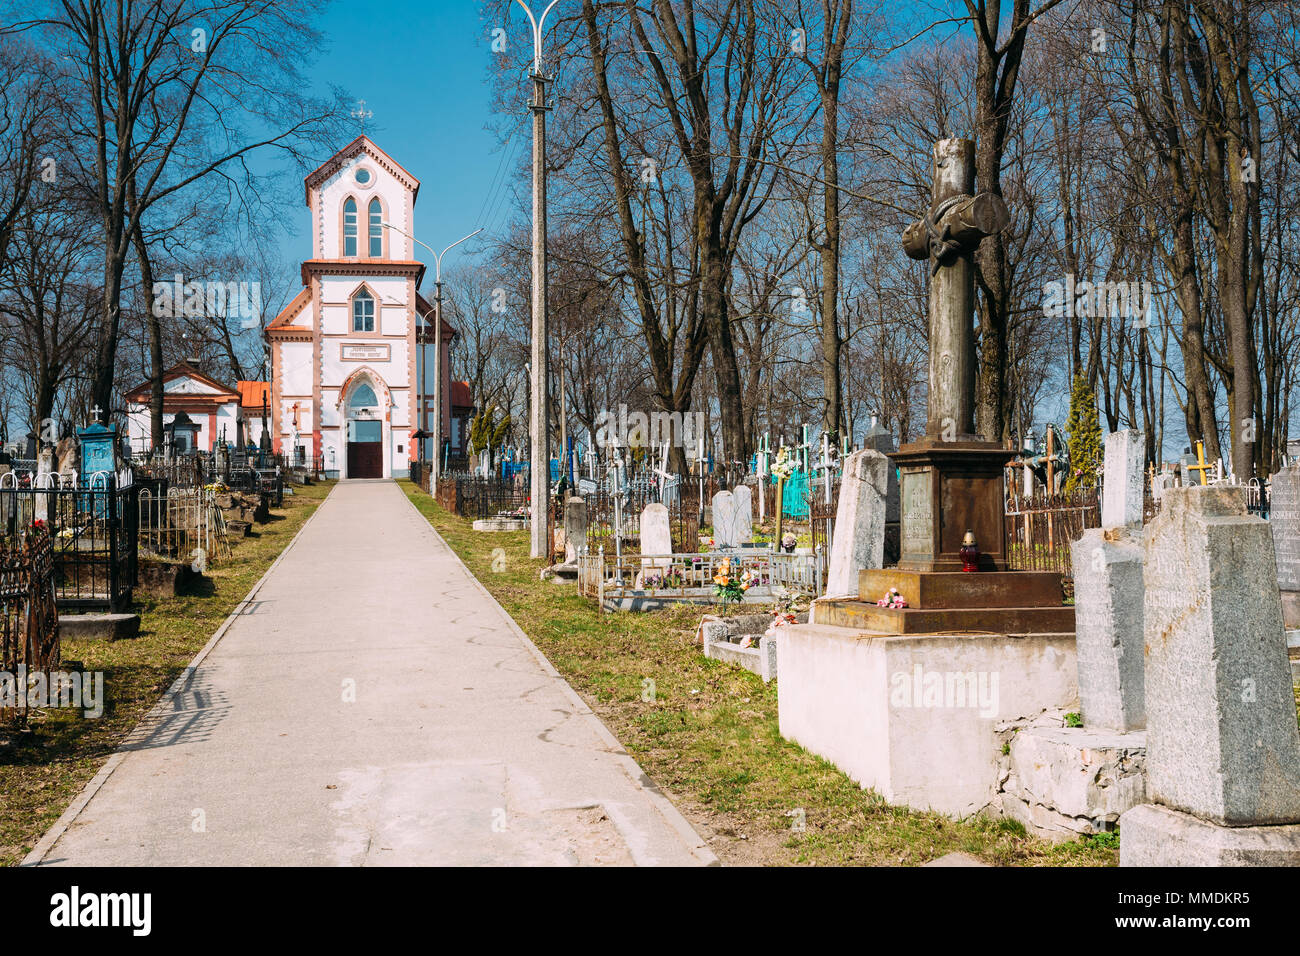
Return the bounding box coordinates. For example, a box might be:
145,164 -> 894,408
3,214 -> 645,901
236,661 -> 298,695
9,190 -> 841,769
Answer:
266,136 -> 456,479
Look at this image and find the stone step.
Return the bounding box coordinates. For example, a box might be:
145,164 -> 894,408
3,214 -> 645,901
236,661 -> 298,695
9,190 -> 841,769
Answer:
858,568 -> 1065,609
60,613 -> 141,642
814,598 -> 1075,635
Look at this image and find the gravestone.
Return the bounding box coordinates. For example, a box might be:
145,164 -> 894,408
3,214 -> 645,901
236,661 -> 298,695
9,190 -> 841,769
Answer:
1070,530 -> 1144,732
1120,485 -> 1300,866
563,496 -> 588,565
732,484 -> 753,546
862,424 -> 900,564
1269,465 -> 1300,629
1100,429 -> 1144,528
640,503 -> 673,572
1070,429 -> 1146,733
711,491 -> 736,548
824,450 -> 889,597
78,423 -> 117,487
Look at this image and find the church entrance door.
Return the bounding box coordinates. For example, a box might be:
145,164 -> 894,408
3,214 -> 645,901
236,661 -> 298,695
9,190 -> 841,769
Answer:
347,419 -> 383,479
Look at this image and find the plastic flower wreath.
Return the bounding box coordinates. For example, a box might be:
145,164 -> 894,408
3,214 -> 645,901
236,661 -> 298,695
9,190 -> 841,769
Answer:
770,446 -> 795,481
876,587 -> 908,609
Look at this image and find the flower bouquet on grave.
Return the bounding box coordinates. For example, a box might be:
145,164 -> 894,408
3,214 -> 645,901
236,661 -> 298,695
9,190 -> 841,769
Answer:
768,585 -> 809,633
780,532 -> 797,553
876,587 -> 908,609
712,557 -> 752,611
771,447 -> 795,482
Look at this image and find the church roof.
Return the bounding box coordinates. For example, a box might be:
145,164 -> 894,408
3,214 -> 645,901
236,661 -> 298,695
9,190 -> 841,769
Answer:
237,381 -> 270,409
450,381 -> 473,410
123,361 -> 239,404
303,135 -> 421,206
267,288 -> 312,331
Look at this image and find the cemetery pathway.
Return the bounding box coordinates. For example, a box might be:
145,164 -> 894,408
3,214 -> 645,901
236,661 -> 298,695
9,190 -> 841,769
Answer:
27,480 -> 715,867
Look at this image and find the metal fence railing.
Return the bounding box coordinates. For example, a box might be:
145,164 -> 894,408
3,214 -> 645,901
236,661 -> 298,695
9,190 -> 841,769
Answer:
0,529 -> 60,725
138,488 -> 230,566
0,478 -> 138,612
577,547 -> 825,604
1004,489 -> 1101,577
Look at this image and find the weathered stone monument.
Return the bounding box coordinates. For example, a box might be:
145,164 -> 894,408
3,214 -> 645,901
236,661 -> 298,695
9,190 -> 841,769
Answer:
711,491 -> 736,549
1120,486 -> 1300,865
542,495 -> 589,583
861,421 -> 900,563
992,429 -> 1150,841
639,503 -> 673,573
894,138 -> 1014,572
1069,429 -> 1146,732
731,484 -> 753,547
1270,465 -> 1300,629
777,138 -> 1079,819
824,449 -> 889,597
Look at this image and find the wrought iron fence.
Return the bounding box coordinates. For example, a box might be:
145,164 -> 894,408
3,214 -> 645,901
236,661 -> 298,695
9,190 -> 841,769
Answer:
138,488 -> 230,565
1004,489 -> 1101,577
577,547 -> 825,603
0,529 -> 60,725
0,478 -> 138,611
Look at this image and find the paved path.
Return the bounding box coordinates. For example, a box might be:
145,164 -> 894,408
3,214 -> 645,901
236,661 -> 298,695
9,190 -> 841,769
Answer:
28,481 -> 713,866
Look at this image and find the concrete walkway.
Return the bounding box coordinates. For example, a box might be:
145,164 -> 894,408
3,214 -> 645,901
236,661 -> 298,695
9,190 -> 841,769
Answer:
28,480 -> 714,866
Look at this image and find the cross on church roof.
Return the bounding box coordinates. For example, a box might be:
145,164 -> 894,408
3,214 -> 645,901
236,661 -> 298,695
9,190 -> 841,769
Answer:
351,99 -> 373,133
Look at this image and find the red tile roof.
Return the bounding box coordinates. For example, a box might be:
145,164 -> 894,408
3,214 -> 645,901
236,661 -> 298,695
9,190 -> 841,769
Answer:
238,381 -> 270,409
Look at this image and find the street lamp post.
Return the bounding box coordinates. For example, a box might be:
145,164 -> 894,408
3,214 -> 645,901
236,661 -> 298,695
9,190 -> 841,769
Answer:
381,222 -> 481,496
516,0 -> 559,559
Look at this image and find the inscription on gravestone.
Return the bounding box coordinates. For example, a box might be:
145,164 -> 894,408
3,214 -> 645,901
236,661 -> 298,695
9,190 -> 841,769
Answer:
1270,467 -> 1300,592
901,470 -> 933,554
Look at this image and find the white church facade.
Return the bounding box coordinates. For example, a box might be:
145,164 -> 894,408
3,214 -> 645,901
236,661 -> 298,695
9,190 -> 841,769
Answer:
266,136 -> 456,479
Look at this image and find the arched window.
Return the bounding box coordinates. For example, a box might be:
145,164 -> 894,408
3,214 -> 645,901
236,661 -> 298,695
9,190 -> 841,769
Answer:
368,198 -> 383,257
349,382 -> 378,410
352,288 -> 375,332
343,198 -> 358,256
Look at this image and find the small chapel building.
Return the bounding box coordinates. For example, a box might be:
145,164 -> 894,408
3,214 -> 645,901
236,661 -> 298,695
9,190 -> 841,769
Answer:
266,136 -> 458,479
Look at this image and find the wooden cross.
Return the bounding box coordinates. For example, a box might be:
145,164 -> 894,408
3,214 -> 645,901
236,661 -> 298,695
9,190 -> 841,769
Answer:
901,139 -> 1010,441
1187,440 -> 1214,486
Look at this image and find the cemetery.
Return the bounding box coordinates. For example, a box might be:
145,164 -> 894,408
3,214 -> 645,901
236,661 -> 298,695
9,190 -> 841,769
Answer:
6,0 -> 1300,886
422,134 -> 1300,868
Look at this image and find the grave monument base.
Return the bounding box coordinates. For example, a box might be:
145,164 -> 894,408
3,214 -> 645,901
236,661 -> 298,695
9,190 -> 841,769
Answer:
891,438 -> 1016,572
777,623 -> 1076,817
1119,803 -> 1300,866
813,568 -> 1074,635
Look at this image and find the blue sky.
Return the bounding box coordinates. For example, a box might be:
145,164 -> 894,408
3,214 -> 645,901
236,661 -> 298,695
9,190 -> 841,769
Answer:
275,0 -> 519,278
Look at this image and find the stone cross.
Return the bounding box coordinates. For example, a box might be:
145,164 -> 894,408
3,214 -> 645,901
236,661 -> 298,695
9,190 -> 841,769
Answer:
902,139 -> 1009,440
351,99 -> 373,132
1101,429 -> 1145,528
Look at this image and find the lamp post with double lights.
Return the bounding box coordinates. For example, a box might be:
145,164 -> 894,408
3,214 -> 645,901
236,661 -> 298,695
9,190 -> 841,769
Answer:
515,0 -> 559,558
380,222 -> 482,495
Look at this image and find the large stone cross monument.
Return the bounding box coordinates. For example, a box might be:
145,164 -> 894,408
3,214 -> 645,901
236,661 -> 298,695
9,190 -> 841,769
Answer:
893,138 -> 1015,572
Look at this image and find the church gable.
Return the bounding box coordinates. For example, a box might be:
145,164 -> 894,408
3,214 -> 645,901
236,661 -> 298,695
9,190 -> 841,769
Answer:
306,137 -> 419,261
